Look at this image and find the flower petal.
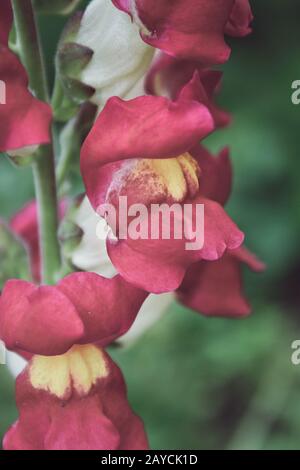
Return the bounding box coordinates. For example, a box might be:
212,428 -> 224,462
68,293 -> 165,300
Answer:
146,55 -> 231,128
0,280 -> 84,356
4,349 -> 149,450
76,0 -> 154,106
0,47 -> 52,152
81,95 -> 214,209
113,0 -> 251,64
57,272 -> 148,345
178,246 -> 265,317
225,0 -> 253,37
106,196 -> 244,293
191,145 -> 232,205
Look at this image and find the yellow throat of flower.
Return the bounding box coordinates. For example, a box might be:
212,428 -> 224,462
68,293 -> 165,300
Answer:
141,152 -> 200,203
29,345 -> 108,399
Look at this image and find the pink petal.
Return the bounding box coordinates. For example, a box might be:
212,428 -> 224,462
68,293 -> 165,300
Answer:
81,95 -> 213,209
58,272 -> 148,345
178,246 -> 265,317
0,280 -> 84,355
0,47 -> 52,152
191,145 -> 232,205
106,196 -> 244,293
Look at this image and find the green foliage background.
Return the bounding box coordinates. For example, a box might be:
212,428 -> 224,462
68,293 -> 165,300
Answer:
1,0 -> 300,450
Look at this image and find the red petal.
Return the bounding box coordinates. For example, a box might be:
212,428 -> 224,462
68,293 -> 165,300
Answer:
58,272 -> 148,345
0,280 -> 84,355
0,47 -> 52,152
81,95 -> 213,209
106,196 -> 244,293
178,246 -> 264,317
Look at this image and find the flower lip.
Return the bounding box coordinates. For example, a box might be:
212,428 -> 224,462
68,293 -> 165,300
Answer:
81,95 -> 214,211
29,344 -> 109,399
4,346 -> 149,450
105,152 -> 201,211
0,272 -> 148,357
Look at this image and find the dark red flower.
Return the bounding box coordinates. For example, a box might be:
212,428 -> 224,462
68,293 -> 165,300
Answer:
146,53 -> 231,128
112,0 -> 253,64
4,345 -> 148,450
81,93 -> 244,293
225,0 -> 253,37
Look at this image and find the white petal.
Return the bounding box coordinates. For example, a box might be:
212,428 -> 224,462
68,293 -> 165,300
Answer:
72,196 -> 117,278
119,292 -> 174,347
7,352 -> 27,378
76,0 -> 155,106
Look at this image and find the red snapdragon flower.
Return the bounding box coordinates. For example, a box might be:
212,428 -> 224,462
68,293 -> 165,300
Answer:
0,271 -> 149,449
0,255 -> 148,450
0,272 -> 147,356
146,53 -> 231,129
80,87 -> 244,293
4,344 -> 148,450
112,0 -> 253,63
0,0 -> 52,152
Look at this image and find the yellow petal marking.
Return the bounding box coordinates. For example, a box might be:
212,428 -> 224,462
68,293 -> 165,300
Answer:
29,345 -> 108,399
140,152 -> 200,202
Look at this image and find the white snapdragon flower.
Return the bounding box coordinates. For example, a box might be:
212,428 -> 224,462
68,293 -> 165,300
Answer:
72,197 -> 174,347
75,0 -> 155,106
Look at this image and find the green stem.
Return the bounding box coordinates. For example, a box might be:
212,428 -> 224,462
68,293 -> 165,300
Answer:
51,75 -> 65,114
12,0 -> 61,284
56,117 -> 78,190
11,0 -> 48,101
32,146 -> 61,284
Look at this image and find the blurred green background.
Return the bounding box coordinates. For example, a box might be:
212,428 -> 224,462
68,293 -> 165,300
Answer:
1,0 -> 300,450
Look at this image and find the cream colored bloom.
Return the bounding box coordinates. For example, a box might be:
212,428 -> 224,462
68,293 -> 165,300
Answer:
76,0 -> 155,106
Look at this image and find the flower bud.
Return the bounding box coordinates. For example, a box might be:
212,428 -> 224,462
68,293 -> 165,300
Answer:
55,12 -> 95,106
